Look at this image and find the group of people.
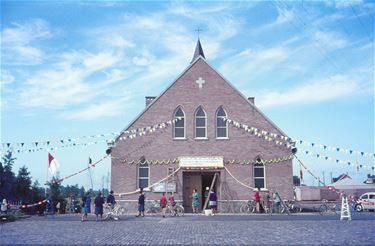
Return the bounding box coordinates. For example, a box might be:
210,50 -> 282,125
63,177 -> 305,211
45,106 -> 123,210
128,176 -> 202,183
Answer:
191,187 -> 217,214
81,190 -> 116,222
254,188 -> 281,213
135,188 -> 177,218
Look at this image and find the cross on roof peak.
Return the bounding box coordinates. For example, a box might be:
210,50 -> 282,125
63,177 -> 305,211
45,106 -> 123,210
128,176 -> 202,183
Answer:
195,27 -> 203,39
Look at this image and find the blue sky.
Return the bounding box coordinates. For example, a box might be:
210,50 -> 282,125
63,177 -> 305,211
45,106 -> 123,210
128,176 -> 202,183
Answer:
1,0 -> 374,189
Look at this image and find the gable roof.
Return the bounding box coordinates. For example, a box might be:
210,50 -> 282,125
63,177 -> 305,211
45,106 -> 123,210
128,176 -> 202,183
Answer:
115,56 -> 290,142
330,176 -> 368,188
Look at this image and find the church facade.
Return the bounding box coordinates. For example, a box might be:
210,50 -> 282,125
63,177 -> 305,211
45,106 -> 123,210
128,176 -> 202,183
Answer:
110,40 -> 295,212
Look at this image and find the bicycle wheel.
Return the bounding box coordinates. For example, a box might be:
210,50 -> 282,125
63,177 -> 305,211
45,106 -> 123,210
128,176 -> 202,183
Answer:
319,204 -> 327,215
240,204 -> 248,214
294,202 -> 302,213
331,204 -> 338,215
176,205 -> 184,216
280,204 -> 287,214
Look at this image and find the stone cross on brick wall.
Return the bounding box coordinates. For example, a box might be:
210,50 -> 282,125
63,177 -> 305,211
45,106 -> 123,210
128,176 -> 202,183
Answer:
196,77 -> 205,89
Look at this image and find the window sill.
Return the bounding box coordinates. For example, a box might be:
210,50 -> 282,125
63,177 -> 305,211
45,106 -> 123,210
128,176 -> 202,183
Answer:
138,188 -> 151,192
173,138 -> 187,141
216,137 -> 229,140
194,138 -> 209,140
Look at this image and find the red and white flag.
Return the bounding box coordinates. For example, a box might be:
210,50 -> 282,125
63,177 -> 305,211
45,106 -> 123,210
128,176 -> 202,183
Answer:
48,152 -> 60,175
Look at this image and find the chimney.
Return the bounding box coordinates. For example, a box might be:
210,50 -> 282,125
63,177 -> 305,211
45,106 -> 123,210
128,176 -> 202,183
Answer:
248,97 -> 255,104
145,96 -> 156,107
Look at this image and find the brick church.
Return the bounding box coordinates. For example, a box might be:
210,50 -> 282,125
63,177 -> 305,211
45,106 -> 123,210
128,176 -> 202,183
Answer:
110,40 -> 295,212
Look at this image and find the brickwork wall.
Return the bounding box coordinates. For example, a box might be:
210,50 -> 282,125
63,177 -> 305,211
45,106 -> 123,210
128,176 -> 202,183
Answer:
111,58 -> 294,202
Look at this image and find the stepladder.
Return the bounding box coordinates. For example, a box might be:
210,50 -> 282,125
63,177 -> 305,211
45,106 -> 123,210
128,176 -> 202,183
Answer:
340,196 -> 351,221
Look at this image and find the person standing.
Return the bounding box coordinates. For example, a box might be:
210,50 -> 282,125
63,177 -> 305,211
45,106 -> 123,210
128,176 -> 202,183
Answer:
106,190 -> 116,209
160,193 -> 167,218
273,191 -> 281,213
255,188 -> 260,213
209,190 -> 217,214
81,192 -> 91,222
262,190 -> 270,214
1,199 -> 8,214
192,189 -> 200,214
204,187 -> 209,203
136,188 -> 145,217
94,192 -> 104,221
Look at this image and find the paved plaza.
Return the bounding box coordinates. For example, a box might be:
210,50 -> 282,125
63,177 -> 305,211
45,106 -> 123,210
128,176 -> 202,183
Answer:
1,213 -> 375,245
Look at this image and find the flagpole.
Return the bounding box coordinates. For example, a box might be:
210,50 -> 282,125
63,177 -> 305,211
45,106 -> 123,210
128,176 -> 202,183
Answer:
46,153 -> 49,196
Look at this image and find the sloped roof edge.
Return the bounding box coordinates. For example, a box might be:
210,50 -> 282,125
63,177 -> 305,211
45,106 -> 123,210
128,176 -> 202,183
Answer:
114,56 -> 290,143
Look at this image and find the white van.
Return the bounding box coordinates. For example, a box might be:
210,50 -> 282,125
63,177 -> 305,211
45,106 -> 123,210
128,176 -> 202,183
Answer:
355,192 -> 375,212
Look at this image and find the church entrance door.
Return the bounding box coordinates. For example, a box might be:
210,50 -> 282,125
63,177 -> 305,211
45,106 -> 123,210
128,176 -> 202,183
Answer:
183,171 -> 219,213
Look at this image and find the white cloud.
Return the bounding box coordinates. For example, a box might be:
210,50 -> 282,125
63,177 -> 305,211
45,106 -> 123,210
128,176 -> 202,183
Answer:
325,0 -> 363,9
62,99 -> 131,120
0,70 -> 15,87
219,46 -> 289,82
1,19 -> 51,65
18,50 -> 124,109
312,31 -> 347,49
275,5 -> 295,25
256,75 -> 358,108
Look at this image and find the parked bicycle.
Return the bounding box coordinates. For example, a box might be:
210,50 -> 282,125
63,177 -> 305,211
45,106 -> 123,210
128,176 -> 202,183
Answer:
103,203 -> 127,220
319,199 -> 338,215
146,200 -> 161,214
281,200 -> 302,213
240,200 -> 256,214
146,200 -> 184,216
169,202 -> 184,217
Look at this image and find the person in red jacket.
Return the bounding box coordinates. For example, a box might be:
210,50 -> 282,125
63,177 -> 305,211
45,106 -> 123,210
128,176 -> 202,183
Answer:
160,193 -> 167,218
255,188 -> 260,213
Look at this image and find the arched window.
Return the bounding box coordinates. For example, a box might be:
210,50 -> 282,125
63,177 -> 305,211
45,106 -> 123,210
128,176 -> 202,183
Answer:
138,157 -> 149,189
253,158 -> 265,189
216,107 -> 228,138
173,107 -> 185,139
195,107 -> 207,138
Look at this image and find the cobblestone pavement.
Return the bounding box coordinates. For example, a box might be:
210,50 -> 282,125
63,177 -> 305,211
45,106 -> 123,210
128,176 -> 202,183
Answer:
1,213 -> 374,245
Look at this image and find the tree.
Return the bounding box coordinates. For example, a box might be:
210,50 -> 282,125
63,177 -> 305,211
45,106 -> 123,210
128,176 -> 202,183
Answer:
31,180 -> 45,202
48,177 -> 66,213
15,166 -> 32,201
0,151 -> 17,200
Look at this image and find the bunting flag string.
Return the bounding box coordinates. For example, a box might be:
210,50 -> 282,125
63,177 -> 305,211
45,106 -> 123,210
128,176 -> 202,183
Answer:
118,154 -> 294,166
296,140 -> 374,159
222,117 -> 294,150
1,118 -> 181,156
115,117 -> 181,141
1,133 -> 118,151
294,155 -> 355,199
19,200 -> 47,209
300,149 -> 374,171
223,117 -> 374,159
3,139 -> 110,155
46,154 -> 110,185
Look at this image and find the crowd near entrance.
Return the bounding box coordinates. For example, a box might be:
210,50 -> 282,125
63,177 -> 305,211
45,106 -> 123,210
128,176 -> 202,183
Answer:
182,171 -> 219,213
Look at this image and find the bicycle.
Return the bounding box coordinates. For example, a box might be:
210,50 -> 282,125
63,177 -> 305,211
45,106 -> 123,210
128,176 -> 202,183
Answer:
319,199 -> 338,215
281,200 -> 302,213
145,200 -> 161,214
103,203 -> 127,220
240,200 -> 256,214
168,202 -> 184,217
